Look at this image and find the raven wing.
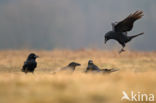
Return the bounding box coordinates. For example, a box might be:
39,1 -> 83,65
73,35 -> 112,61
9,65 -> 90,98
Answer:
101,68 -> 119,73
22,60 -> 37,71
85,64 -> 101,72
92,65 -> 101,72
114,11 -> 143,32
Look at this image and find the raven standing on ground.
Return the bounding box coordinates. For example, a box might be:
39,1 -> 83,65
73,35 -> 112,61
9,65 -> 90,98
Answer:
85,60 -> 101,72
85,60 -> 119,73
61,62 -> 81,72
104,11 -> 144,53
22,53 -> 39,73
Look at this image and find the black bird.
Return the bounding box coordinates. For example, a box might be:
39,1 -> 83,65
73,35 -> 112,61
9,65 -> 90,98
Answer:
104,11 -> 144,53
85,60 -> 119,73
85,60 -> 101,72
61,62 -> 81,72
22,53 -> 39,73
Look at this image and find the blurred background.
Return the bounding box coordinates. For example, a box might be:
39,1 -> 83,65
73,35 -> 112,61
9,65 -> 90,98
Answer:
0,0 -> 155,51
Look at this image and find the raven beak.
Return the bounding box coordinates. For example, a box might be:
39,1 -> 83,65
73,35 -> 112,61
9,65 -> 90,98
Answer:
76,63 -> 81,66
36,55 -> 39,58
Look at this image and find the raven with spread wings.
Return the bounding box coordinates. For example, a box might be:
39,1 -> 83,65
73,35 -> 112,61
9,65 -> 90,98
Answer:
104,11 -> 144,53
85,60 -> 119,73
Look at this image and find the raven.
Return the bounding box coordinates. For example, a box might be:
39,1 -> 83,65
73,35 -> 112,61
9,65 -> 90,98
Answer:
104,11 -> 144,53
61,62 -> 81,72
85,60 -> 119,73
85,60 -> 101,72
22,53 -> 39,73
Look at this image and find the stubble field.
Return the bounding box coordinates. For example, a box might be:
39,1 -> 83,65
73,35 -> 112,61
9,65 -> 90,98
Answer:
0,49 -> 156,103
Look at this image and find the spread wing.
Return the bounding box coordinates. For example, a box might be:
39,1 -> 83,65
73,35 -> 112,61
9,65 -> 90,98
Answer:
101,68 -> 119,73
114,11 -> 143,32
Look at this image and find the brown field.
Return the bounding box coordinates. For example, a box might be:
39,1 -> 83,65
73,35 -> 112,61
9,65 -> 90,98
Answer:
0,49 -> 156,103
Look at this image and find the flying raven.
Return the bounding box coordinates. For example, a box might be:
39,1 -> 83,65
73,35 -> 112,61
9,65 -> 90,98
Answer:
22,53 -> 39,73
104,11 -> 144,53
85,60 -> 119,73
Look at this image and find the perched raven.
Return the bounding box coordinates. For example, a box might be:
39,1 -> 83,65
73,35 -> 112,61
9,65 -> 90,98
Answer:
22,53 -> 39,73
104,11 -> 144,53
61,62 -> 81,72
85,60 -> 119,73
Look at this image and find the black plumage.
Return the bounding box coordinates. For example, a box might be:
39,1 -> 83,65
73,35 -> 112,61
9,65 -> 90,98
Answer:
85,60 -> 101,72
104,11 -> 144,53
22,53 -> 39,73
85,60 -> 119,73
101,68 -> 119,73
61,62 -> 81,72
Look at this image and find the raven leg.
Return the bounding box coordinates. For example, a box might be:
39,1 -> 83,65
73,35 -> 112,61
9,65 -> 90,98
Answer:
119,44 -> 126,54
119,48 -> 125,54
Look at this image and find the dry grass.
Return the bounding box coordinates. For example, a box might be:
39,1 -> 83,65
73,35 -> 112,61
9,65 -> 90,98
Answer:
0,49 -> 156,103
